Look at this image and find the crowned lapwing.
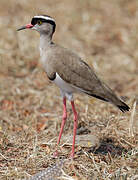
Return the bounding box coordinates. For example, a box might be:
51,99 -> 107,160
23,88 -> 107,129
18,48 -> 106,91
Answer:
17,15 -> 130,157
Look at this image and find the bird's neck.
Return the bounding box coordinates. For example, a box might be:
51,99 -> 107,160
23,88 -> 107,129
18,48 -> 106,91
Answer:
39,34 -> 53,52
39,33 -> 53,67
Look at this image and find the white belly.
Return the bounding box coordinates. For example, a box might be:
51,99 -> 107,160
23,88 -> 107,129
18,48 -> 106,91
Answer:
53,73 -> 77,100
54,73 -> 76,92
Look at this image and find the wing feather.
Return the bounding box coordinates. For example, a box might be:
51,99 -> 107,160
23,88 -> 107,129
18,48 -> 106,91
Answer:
53,48 -> 101,94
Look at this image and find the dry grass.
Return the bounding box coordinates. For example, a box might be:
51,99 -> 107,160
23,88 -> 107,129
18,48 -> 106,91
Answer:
0,0 -> 137,179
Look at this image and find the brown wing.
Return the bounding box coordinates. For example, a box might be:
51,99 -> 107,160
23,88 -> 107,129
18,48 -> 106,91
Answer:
53,47 -> 104,96
50,46 -> 129,112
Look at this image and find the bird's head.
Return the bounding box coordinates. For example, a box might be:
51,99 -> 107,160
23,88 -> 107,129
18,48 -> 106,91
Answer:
17,15 -> 56,36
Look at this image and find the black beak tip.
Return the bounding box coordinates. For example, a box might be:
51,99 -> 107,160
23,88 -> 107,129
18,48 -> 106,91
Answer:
17,26 -> 26,31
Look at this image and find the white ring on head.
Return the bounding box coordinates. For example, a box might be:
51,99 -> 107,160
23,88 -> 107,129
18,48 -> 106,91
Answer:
33,15 -> 55,23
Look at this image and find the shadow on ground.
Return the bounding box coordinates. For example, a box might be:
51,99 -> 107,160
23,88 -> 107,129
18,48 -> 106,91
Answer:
89,138 -> 128,157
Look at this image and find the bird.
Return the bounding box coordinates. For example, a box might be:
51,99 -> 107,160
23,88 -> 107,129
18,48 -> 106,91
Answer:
17,15 -> 130,158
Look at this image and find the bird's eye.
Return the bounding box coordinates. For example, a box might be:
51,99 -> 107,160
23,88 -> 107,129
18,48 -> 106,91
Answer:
37,20 -> 42,25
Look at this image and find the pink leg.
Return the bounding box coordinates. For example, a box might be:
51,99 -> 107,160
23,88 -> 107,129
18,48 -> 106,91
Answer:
70,101 -> 78,158
57,97 -> 67,145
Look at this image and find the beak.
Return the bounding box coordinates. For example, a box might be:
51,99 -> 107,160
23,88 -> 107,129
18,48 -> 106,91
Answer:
17,24 -> 34,31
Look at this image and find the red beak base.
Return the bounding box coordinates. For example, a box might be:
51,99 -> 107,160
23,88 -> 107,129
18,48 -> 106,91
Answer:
17,24 -> 33,31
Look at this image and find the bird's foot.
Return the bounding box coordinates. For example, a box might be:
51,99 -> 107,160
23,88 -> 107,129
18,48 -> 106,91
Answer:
53,145 -> 62,157
70,151 -> 75,159
53,150 -> 59,157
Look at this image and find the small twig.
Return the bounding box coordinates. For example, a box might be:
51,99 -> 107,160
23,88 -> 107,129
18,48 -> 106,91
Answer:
40,113 -> 59,117
47,137 -> 57,144
83,150 -> 100,174
61,138 -> 70,147
33,135 -> 38,153
79,164 -> 89,172
60,169 -> 75,180
120,138 -> 135,148
0,153 -> 8,160
90,154 -> 100,174
129,101 -> 136,137
85,104 -> 88,117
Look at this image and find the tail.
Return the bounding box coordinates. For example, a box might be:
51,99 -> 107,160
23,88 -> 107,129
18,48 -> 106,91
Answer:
87,93 -> 130,113
116,100 -> 130,112
98,81 -> 130,113
85,82 -> 130,113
